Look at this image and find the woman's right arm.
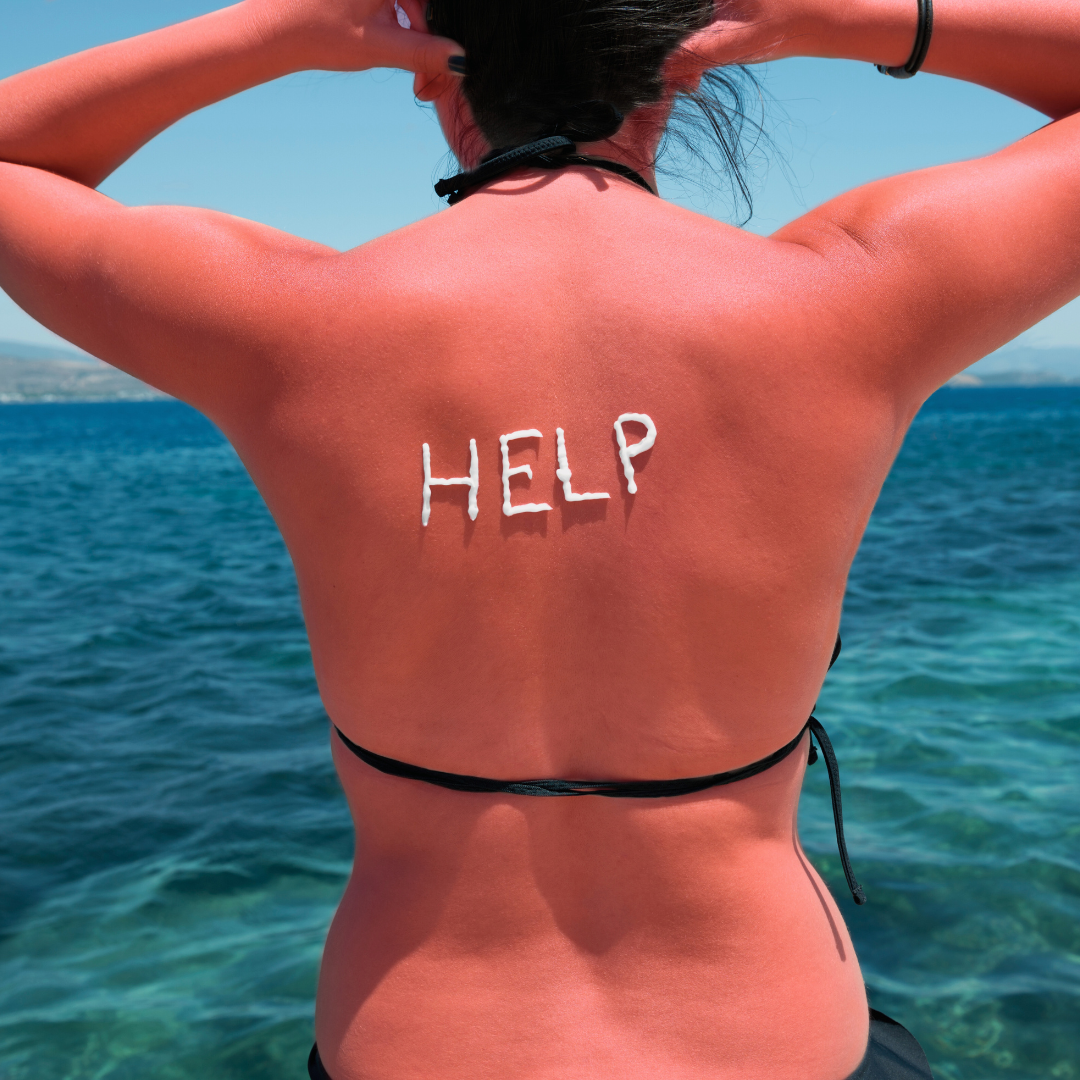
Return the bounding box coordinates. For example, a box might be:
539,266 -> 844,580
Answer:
694,0 -> 1080,117
682,1 -> 1080,406
690,0 -> 1080,403
802,0 -> 1080,118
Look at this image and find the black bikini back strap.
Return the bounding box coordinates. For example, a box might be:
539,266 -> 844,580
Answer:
335,720 -> 809,799
333,634 -> 865,904
435,135 -> 655,206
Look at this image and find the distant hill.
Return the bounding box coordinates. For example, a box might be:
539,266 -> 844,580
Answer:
951,345 -> 1080,386
0,341 -> 167,403
0,338 -> 96,363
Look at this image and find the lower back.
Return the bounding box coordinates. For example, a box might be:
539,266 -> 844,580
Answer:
313,736 -> 869,1080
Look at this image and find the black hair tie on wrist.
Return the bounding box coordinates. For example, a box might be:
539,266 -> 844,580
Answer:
877,0 -> 933,78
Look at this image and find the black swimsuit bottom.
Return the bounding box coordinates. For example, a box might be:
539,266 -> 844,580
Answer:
314,637 -> 934,1079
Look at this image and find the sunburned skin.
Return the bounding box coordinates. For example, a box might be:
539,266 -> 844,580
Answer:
2,0 -> 1080,1077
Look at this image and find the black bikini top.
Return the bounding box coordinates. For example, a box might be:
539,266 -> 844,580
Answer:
435,135 -> 656,206
333,635 -> 867,905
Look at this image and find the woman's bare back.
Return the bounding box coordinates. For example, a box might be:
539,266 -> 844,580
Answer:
221,174 -> 903,1077
247,174 -> 900,769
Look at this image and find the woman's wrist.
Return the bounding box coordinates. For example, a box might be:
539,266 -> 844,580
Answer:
784,0 -> 923,67
688,0 -> 919,72
782,0 -> 1080,118
239,0 -> 362,74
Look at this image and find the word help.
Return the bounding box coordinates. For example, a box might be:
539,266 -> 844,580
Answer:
421,413 -> 655,525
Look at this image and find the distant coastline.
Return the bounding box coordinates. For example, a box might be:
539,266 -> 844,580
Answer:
946,345 -> 1080,388
0,339 -> 167,403
947,371 -> 1080,387
1,337 -> 1078,402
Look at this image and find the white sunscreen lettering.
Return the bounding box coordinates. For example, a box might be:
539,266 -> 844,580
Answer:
555,427 -> 610,502
613,413 -> 657,494
500,429 -> 553,516
422,439 -> 479,526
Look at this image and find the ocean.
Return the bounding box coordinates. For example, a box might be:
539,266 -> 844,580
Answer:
1,390 -> 1078,1080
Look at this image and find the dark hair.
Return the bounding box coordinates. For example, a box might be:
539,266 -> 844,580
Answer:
427,0 -> 764,217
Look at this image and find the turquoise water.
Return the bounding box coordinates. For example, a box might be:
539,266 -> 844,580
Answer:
1,391 -> 1078,1079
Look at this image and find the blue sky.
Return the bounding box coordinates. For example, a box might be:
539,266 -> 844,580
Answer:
2,0 -> 1078,351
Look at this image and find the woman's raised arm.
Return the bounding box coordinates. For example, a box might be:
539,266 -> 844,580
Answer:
694,0 -> 1080,404
0,0 -> 463,188
805,0 -> 1080,119
0,1 -> 462,418
688,0 -> 1080,119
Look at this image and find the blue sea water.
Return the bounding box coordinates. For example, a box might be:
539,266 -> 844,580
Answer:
0,390 -> 1078,1080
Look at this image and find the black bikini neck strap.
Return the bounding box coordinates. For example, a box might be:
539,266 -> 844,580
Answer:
434,135 -> 656,206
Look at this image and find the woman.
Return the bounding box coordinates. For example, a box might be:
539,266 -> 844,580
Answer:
1,0 -> 1077,1076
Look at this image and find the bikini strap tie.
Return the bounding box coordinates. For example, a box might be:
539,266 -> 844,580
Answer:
807,716 -> 867,905
435,135 -> 655,205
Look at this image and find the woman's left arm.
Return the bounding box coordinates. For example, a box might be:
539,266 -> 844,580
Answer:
0,0 -> 461,417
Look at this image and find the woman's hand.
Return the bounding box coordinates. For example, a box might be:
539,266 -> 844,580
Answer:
245,0 -> 464,76
672,0 -> 800,79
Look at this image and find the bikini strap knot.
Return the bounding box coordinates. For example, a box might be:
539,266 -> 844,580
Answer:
434,134 -> 655,205
434,136 -> 576,204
